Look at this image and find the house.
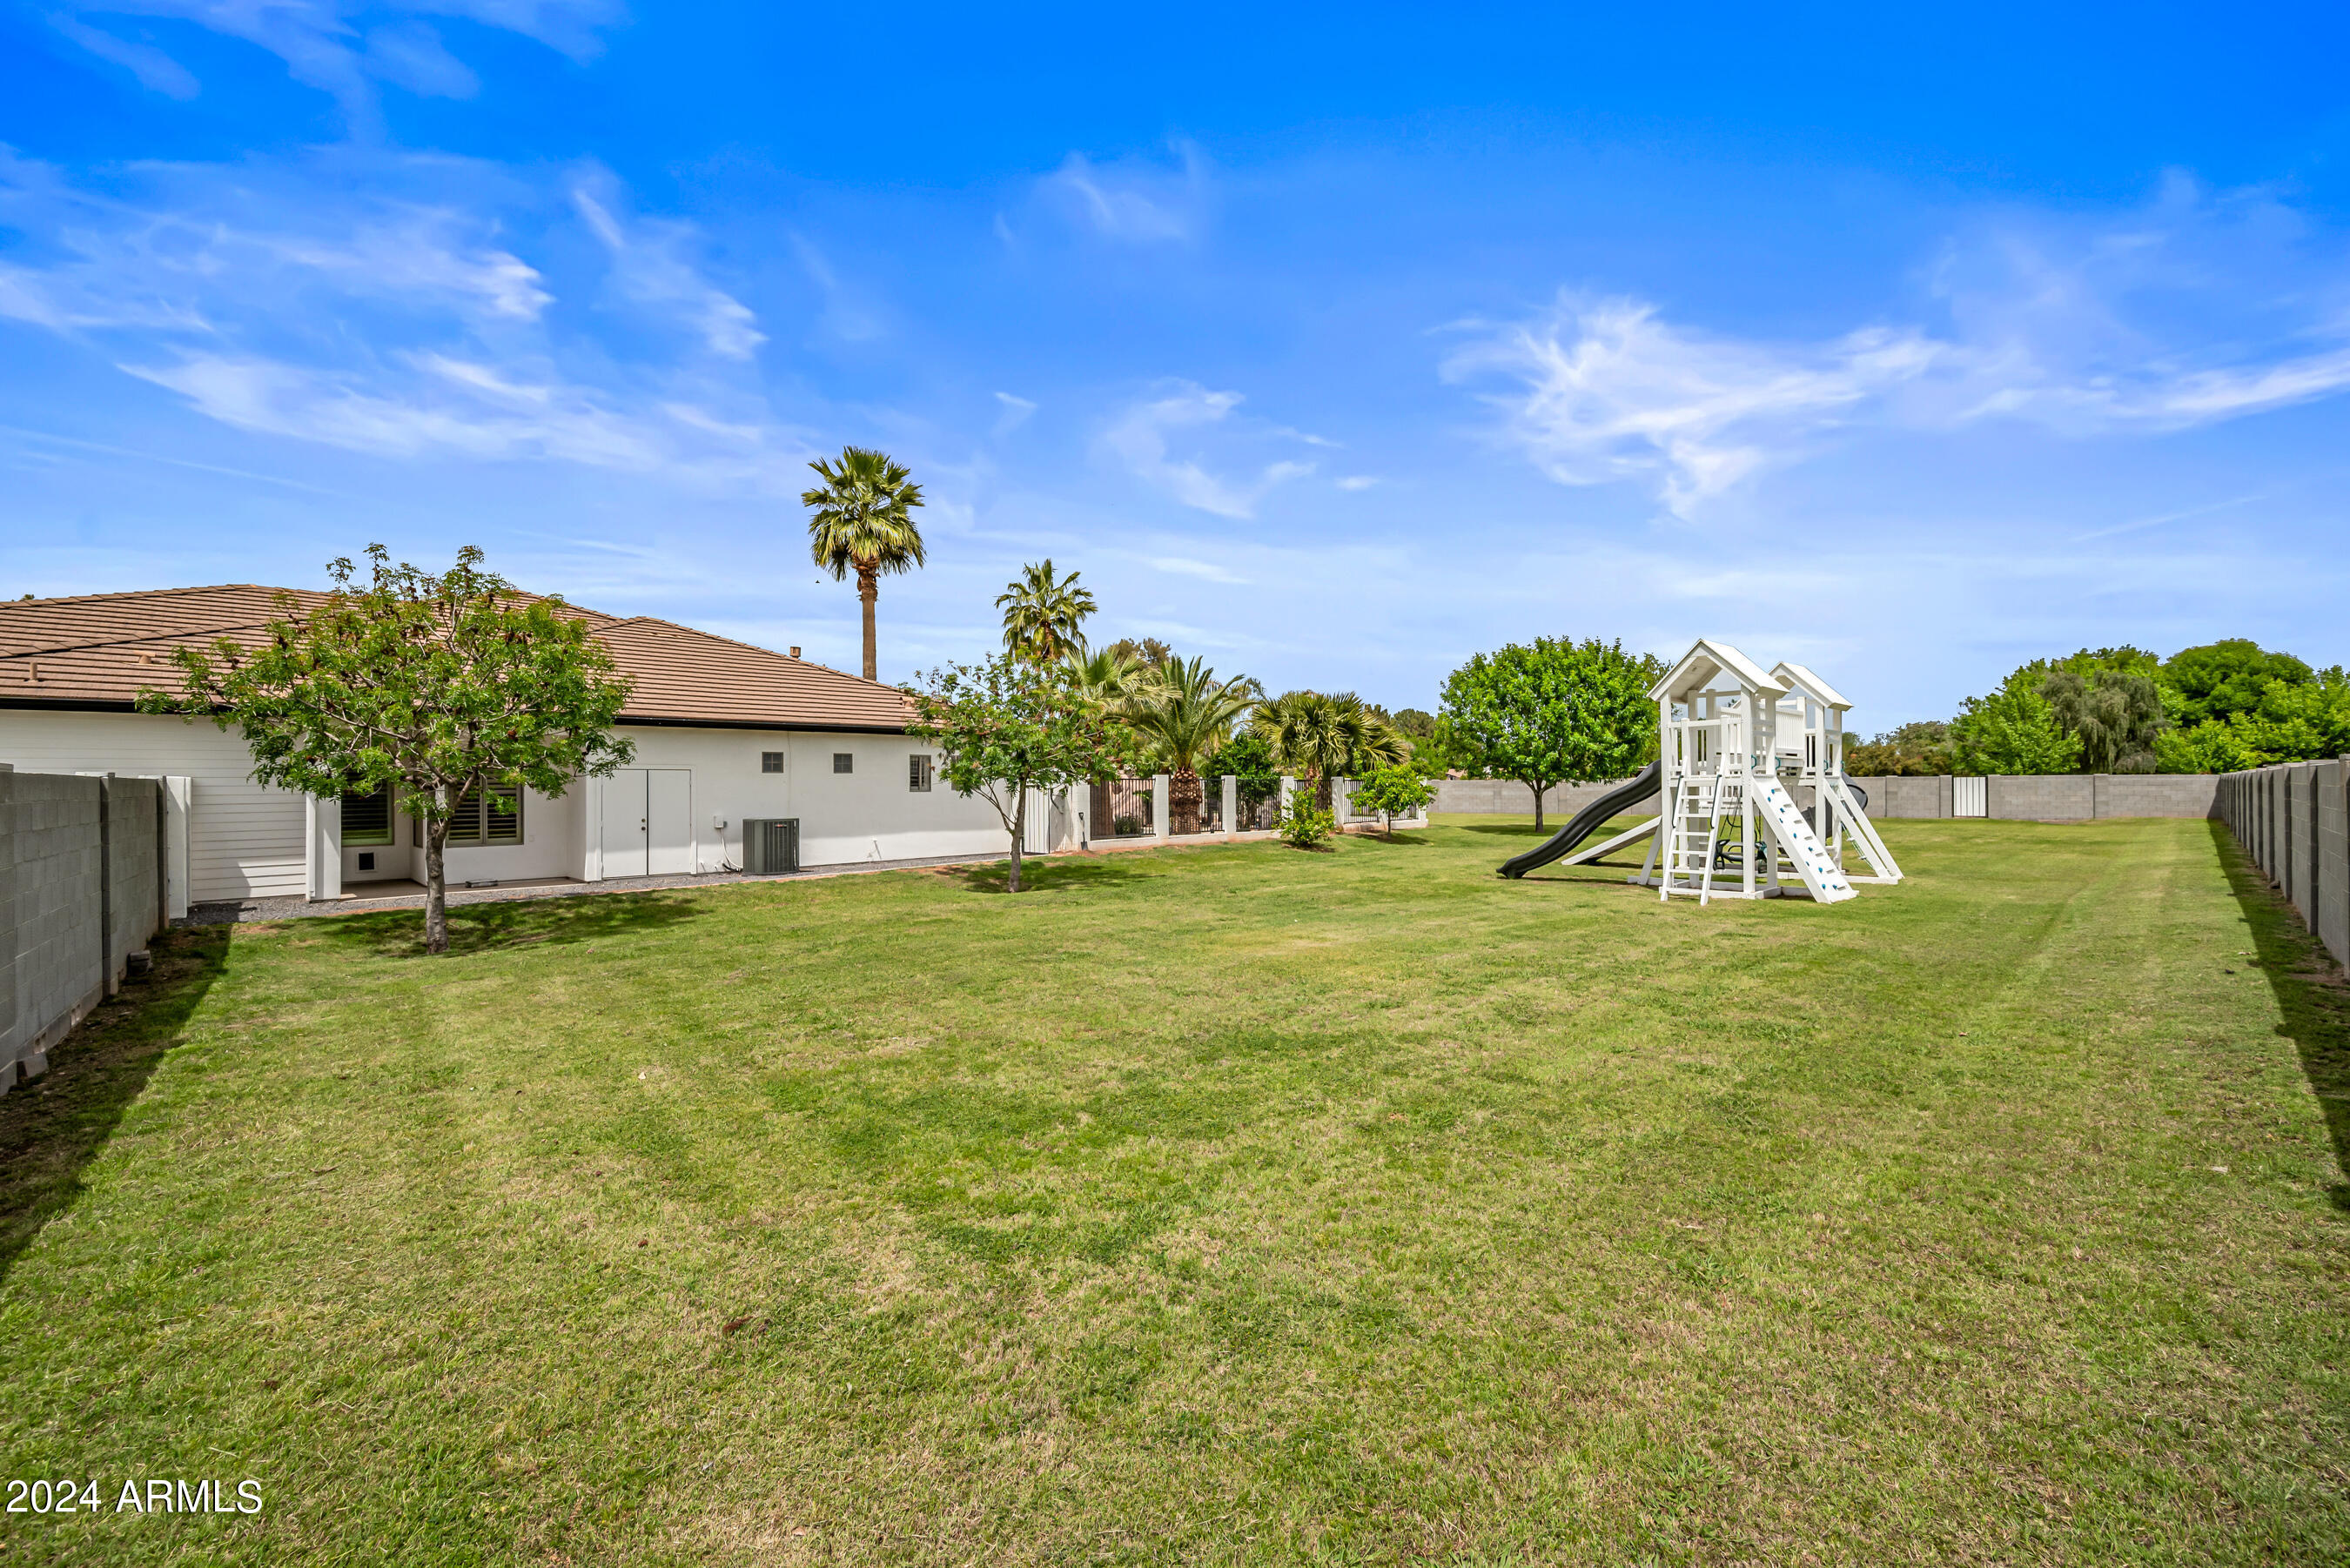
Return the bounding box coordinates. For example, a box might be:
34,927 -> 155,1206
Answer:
0,585 -> 1017,912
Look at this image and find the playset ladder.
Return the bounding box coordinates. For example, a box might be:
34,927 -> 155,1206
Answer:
1660,775 -> 1726,904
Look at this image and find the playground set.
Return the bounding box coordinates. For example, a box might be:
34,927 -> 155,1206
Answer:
1496,638 -> 1904,906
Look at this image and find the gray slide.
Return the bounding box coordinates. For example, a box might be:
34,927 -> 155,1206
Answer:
1496,761 -> 1663,879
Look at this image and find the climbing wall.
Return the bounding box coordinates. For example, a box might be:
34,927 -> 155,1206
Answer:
1749,777 -> 1856,903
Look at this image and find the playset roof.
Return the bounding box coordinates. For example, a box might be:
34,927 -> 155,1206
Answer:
1647,638 -> 1786,703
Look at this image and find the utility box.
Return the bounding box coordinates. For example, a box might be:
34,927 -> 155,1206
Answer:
742,817 -> 800,875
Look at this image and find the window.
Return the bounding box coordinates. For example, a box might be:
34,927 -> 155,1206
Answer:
909,754 -> 933,792
833,753 -> 855,774
761,751 -> 784,774
341,782 -> 394,847
445,784 -> 523,846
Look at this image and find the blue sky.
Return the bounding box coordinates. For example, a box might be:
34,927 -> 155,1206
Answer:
3,3 -> 2347,727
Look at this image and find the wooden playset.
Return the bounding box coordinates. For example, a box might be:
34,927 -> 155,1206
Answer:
1498,637 -> 1904,906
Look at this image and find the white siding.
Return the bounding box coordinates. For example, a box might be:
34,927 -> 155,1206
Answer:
0,709 -> 309,901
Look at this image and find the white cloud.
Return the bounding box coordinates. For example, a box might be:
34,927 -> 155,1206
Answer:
47,13 -> 200,97
1146,556 -> 1247,585
991,391 -> 1036,435
1445,294 -> 1942,513
1101,382 -> 1314,519
1042,146 -> 1205,245
0,151 -> 810,493
362,21 -> 480,99
1454,184 -> 2350,512
1335,475 -> 1380,492
575,184 -> 764,359
53,1 -> 621,128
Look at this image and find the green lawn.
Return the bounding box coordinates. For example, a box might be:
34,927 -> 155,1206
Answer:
3,815 -> 2347,1565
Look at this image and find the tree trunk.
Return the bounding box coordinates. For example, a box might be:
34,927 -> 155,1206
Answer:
424,798 -> 450,954
1528,778 -> 1546,828
1007,793 -> 1024,893
1313,774 -> 1332,813
856,565 -> 879,681
1169,769 -> 1203,835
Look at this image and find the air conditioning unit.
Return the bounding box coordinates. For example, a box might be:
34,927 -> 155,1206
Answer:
742,817 -> 800,875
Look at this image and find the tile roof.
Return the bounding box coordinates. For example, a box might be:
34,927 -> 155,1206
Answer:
0,584 -> 916,733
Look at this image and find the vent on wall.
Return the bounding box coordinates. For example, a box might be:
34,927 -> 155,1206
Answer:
742,817 -> 800,875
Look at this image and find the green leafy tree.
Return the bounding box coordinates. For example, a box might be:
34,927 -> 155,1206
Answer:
803,446 -> 926,681
2040,667 -> 2165,772
2161,640 -> 2313,728
1438,638 -> 1659,828
910,653 -> 1128,892
2153,720 -> 2262,774
1388,708 -> 1437,756
1950,674 -> 2081,775
997,560 -> 1097,666
1119,655 -> 1258,834
1352,763 -> 1434,838
1211,728 -> 1282,823
2156,666 -> 2350,770
1843,720 -> 1952,777
138,546 -> 634,955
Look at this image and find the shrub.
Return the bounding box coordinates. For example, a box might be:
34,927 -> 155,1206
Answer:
1351,764 -> 1435,837
1274,794 -> 1338,849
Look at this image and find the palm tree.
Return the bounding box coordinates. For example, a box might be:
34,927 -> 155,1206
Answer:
1060,643 -> 1143,835
1329,692 -> 1409,777
1250,690 -> 1346,811
1062,643 -> 1142,713
802,446 -> 926,681
1250,690 -> 1405,811
997,560 -> 1097,666
1123,656 -> 1259,834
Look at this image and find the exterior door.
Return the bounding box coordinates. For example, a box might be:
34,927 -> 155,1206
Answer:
601,768 -> 694,878
601,770 -> 649,877
647,768 -> 693,874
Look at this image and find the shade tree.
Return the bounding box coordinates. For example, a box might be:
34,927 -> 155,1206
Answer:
1437,638 -> 1659,828
138,546 -> 634,955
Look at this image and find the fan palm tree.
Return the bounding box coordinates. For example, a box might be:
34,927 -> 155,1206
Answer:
802,446 -> 925,681
1062,643 -> 1142,713
1329,692 -> 1410,776
1250,690 -> 1405,811
1123,656 -> 1259,834
1250,690 -> 1346,811
997,560 -> 1097,666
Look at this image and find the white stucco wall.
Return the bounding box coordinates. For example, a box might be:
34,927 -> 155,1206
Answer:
594,726 -> 1006,874
1,710 -> 1013,901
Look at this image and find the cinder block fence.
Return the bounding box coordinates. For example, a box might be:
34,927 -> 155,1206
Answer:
1434,774 -> 2219,821
2217,758 -> 2349,970
2,765 -> 169,1094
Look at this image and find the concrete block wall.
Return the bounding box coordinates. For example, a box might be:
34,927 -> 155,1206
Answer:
1988,774 -> 2096,820
1431,777 -> 1660,821
2316,761 -> 2347,971
1437,770 -> 2217,823
1863,776 -> 1951,818
2219,759 -> 2349,971
2,768 -> 167,1093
